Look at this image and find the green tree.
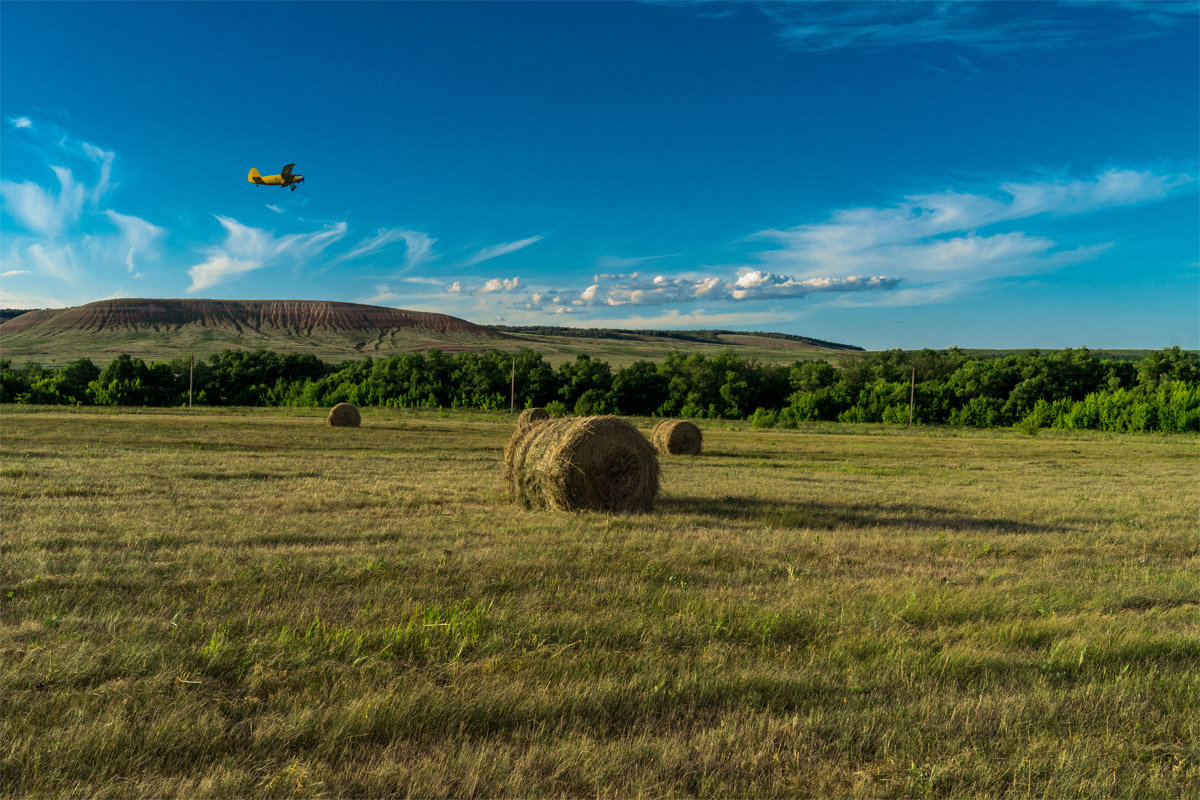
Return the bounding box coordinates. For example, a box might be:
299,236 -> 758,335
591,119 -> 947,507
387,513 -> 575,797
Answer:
611,361 -> 668,415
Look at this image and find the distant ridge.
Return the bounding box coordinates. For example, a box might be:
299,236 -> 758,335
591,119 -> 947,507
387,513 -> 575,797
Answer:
493,325 -> 863,351
0,298 -> 499,338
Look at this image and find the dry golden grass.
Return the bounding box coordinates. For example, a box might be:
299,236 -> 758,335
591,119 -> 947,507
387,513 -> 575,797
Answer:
2,406 -> 1197,798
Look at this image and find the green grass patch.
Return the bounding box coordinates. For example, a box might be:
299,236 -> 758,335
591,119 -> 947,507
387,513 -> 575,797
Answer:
2,407 -> 1197,797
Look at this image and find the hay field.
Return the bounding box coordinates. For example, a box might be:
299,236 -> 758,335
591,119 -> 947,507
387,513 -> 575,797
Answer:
2,407 -> 1197,798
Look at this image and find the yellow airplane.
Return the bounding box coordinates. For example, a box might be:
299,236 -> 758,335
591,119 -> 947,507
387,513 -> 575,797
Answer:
248,163 -> 305,191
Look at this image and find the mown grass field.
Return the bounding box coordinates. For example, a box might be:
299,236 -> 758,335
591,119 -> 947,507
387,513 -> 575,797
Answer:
2,406 -> 1197,798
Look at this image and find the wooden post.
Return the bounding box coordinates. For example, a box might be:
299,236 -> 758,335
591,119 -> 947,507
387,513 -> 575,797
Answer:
510,355 -> 516,414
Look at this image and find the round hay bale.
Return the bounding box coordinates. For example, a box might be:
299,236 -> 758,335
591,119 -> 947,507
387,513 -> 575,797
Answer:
503,409 -> 554,491
516,406 -> 550,432
652,419 -> 702,455
505,415 -> 659,513
327,402 -> 361,427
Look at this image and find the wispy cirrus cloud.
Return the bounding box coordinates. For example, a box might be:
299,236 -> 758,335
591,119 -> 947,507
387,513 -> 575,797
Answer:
0,286 -> 68,308
0,166 -> 85,237
750,167 -> 1193,293
398,229 -> 436,271
364,282 -> 402,305
186,215 -> 347,292
502,164 -> 1192,319
104,211 -> 166,274
82,143 -> 116,204
1,118 -> 168,297
464,235 -> 543,266
24,242 -> 80,284
335,227 -> 411,264
755,0 -> 1199,54
0,120 -> 117,235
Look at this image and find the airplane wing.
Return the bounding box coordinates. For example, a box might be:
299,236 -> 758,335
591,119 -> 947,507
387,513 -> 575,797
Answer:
281,164 -> 295,178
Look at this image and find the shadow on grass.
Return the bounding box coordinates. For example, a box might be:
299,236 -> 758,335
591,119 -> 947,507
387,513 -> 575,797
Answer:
657,494 -> 1067,534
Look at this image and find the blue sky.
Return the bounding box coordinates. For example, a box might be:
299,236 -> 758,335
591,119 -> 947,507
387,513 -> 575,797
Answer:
1,0 -> 1197,349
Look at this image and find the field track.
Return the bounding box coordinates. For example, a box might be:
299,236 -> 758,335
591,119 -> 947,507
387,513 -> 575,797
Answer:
2,407 -> 1197,797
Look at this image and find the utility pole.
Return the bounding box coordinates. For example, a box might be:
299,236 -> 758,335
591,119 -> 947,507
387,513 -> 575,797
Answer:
908,365 -> 915,429
189,353 -> 194,408
510,355 -> 516,414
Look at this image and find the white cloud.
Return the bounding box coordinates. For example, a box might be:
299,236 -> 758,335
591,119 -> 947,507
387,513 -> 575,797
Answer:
186,254 -> 262,293
26,243 -> 79,284
0,131 -> 117,238
104,210 -> 166,273
2,270 -> 32,277
0,166 -> 84,237
186,216 -> 347,292
82,143 -> 116,204
399,229 -> 436,271
728,270 -> 899,301
521,268 -> 897,312
464,235 -> 543,266
998,169 -> 1186,219
501,165 -> 1190,319
749,167 -> 1194,296
335,227 -> 409,264
364,283 -> 402,304
8,117 -> 32,129
479,276 -> 520,293
755,1 -> 1198,54
448,281 -> 462,293
398,276 -> 448,287
0,287 -> 66,308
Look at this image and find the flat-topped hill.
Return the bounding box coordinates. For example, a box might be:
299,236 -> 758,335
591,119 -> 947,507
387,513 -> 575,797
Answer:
0,298 -> 862,366
0,298 -> 496,337
0,299 -> 503,364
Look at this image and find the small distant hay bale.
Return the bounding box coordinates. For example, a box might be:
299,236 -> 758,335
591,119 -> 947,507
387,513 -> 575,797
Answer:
652,419 -> 702,455
516,406 -> 551,431
504,415 -> 659,513
327,402 -> 361,427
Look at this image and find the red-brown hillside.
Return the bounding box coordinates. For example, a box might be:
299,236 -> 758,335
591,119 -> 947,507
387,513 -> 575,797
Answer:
0,299 -> 500,338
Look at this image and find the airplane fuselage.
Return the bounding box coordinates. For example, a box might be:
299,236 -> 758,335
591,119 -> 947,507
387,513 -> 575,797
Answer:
248,167 -> 304,188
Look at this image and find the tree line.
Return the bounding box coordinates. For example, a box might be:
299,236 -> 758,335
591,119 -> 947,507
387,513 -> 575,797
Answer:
2,346 -> 1197,433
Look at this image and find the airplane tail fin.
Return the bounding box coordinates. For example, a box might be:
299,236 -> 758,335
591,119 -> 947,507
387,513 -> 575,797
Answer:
248,167 -> 262,183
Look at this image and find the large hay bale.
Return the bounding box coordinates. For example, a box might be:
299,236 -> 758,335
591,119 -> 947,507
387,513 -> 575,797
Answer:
505,407 -> 552,488
327,402 -> 361,427
652,419 -> 702,455
516,406 -> 550,431
504,415 -> 659,513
